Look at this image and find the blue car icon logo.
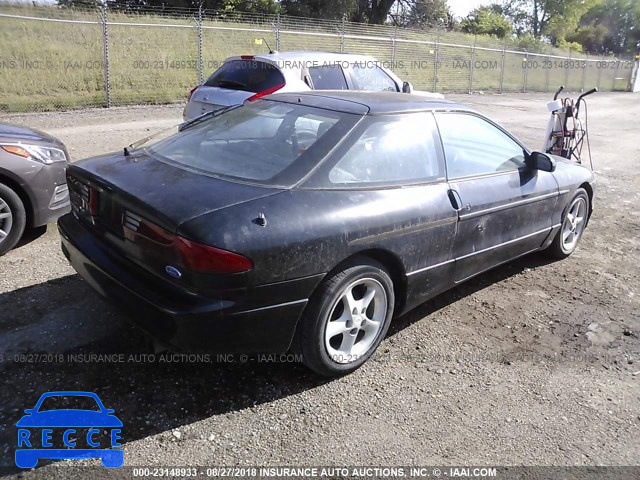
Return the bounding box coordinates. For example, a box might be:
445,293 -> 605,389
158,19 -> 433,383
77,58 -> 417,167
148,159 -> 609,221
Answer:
16,391 -> 123,468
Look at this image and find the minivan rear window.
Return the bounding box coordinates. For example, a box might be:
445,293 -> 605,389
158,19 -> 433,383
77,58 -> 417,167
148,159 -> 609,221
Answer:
204,60 -> 285,93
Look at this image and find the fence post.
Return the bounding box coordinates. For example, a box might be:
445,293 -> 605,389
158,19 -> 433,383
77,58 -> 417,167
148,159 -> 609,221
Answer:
499,39 -> 506,93
597,55 -> 603,90
468,37 -> 475,94
433,31 -> 439,92
100,4 -> 110,108
545,49 -> 551,92
523,50 -> 529,93
391,25 -> 397,67
564,48 -> 571,87
340,13 -> 346,53
275,13 -> 281,51
581,52 -> 587,92
196,5 -> 203,85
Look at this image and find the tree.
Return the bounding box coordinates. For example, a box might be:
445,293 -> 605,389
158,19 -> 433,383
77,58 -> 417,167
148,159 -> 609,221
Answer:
460,5 -> 512,38
499,0 -> 600,40
394,0 -> 455,29
567,0 -> 640,55
280,0 -> 351,20
60,0 -> 281,14
352,0 -> 397,24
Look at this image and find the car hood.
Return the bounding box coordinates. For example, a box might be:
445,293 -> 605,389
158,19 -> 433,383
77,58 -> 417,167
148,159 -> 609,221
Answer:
69,150 -> 284,231
16,410 -> 123,428
0,123 -> 64,147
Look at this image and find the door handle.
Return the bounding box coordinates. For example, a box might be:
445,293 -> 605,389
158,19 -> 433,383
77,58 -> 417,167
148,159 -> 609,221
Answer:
448,189 -> 463,211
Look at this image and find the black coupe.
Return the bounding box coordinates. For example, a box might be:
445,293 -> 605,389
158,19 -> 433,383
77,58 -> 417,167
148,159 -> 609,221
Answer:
58,91 -> 595,376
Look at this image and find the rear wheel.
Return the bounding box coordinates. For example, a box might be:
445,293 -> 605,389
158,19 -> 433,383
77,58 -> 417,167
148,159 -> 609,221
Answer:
545,188 -> 589,258
297,258 -> 394,376
0,183 -> 26,256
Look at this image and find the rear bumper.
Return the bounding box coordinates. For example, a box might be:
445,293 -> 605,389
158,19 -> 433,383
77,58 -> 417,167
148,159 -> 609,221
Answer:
58,213 -> 321,353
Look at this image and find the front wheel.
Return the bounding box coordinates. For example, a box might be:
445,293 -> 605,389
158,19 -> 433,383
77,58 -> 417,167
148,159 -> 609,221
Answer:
297,259 -> 394,377
0,183 -> 27,256
545,188 -> 590,258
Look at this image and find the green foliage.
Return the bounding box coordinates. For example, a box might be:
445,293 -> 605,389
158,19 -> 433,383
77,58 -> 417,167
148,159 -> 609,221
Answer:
513,32 -> 546,51
555,38 -> 583,53
280,0 -> 351,20
567,0 -> 640,55
460,5 -> 512,38
396,0 -> 455,29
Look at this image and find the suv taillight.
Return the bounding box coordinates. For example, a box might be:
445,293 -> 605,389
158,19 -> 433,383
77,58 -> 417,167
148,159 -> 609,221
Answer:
246,82 -> 285,102
188,85 -> 199,100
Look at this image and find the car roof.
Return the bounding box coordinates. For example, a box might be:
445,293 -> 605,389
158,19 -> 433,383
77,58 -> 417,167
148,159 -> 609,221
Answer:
226,51 -> 383,64
263,90 -> 470,115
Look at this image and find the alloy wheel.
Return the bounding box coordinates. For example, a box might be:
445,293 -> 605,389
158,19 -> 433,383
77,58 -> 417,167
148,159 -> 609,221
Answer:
0,196 -> 13,245
324,278 -> 387,364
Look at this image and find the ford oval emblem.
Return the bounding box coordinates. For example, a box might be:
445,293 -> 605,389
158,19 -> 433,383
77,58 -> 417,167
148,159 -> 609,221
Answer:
165,266 -> 182,279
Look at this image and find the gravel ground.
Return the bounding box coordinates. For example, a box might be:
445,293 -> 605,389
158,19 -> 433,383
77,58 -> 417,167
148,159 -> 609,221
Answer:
0,93 -> 638,476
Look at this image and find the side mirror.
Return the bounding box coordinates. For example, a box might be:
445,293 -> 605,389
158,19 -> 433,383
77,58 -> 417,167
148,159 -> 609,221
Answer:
526,151 -> 556,172
402,81 -> 414,94
24,409 -> 35,415
105,409 -> 115,414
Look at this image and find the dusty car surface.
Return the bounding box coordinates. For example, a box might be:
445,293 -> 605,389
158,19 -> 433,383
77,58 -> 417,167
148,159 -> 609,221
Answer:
58,91 -> 595,376
0,123 -> 70,255
183,51 -> 442,121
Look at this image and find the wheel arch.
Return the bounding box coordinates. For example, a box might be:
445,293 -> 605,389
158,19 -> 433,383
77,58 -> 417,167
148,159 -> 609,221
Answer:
329,248 -> 408,316
578,182 -> 594,223
0,173 -> 34,227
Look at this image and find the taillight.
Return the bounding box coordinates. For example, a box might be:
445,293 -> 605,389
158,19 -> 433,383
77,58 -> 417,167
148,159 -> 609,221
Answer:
240,55 -> 255,60
88,188 -> 99,216
188,85 -> 199,101
175,237 -> 253,274
246,82 -> 285,102
124,214 -> 252,274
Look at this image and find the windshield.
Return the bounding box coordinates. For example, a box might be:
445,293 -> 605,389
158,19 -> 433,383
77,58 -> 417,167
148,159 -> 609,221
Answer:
147,101 -> 358,187
38,395 -> 101,412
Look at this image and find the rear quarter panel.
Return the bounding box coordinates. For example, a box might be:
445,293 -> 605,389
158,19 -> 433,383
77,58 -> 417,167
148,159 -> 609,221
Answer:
551,159 -> 596,224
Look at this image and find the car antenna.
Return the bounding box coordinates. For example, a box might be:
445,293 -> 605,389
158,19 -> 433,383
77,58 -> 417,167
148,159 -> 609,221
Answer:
261,37 -> 277,54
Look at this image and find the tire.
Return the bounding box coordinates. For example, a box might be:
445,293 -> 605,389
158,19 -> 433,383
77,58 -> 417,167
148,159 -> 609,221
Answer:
0,182 -> 27,256
296,258 -> 395,377
545,188 -> 590,259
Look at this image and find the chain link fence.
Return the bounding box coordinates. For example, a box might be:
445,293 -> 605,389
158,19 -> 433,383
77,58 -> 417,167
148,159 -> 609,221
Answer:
0,4 -> 636,112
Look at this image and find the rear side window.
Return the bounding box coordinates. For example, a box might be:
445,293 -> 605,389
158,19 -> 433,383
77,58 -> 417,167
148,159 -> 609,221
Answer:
350,64 -> 397,91
205,60 -> 284,93
327,113 -> 444,186
309,65 -> 348,90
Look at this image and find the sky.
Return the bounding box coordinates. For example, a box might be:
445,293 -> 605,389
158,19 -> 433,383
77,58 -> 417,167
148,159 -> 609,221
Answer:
447,0 -> 491,19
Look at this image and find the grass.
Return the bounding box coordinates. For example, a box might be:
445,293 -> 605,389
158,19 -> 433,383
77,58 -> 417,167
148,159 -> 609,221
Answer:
0,4 -> 634,112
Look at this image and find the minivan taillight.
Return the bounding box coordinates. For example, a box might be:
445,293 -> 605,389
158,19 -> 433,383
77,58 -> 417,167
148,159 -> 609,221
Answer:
124,215 -> 252,274
188,85 -> 199,100
246,82 -> 285,102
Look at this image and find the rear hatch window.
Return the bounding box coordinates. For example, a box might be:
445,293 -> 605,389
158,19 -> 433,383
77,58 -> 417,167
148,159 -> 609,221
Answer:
204,60 -> 285,93
147,101 -> 357,187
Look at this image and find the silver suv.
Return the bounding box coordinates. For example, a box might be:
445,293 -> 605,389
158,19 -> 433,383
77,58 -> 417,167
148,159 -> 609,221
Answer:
184,51 -> 441,121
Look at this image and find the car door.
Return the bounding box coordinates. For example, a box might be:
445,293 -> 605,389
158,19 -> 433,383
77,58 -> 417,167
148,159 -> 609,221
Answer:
435,112 -> 559,283
305,112 -> 458,309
